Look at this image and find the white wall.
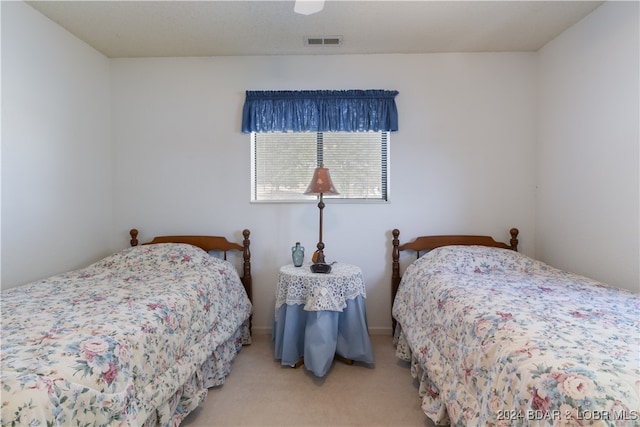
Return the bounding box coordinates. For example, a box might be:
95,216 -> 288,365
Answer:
8,0 -> 636,335
1,1 -> 113,289
537,1 -> 639,292
110,54 -> 537,334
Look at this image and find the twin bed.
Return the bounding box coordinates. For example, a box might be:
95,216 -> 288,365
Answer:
1,229 -> 253,426
3,226 -> 638,426
391,228 -> 639,426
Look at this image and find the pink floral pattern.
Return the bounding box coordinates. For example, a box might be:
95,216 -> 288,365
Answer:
1,243 -> 252,426
393,245 -> 639,426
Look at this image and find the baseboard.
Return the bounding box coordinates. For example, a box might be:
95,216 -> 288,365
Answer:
251,326 -> 272,335
251,325 -> 392,336
368,326 -> 393,335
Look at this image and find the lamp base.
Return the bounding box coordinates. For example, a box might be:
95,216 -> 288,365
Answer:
310,263 -> 332,274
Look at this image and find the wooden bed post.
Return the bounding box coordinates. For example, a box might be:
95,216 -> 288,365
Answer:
241,229 -> 253,334
391,229 -> 401,335
509,228 -> 519,251
241,229 -> 252,300
130,229 -> 139,247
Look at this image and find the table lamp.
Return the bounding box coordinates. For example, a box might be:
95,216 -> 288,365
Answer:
304,165 -> 339,273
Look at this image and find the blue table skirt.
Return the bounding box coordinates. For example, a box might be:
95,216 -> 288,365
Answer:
273,296 -> 375,377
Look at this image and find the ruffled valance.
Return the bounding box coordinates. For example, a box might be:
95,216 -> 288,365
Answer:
241,90 -> 399,133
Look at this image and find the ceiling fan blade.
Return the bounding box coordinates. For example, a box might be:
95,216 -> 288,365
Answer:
294,0 -> 325,15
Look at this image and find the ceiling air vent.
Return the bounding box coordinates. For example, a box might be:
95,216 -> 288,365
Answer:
304,36 -> 343,46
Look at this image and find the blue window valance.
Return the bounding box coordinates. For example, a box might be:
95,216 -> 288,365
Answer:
241,90 -> 399,133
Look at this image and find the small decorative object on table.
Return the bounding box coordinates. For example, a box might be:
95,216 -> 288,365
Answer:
292,242 -> 305,267
310,262 -> 332,274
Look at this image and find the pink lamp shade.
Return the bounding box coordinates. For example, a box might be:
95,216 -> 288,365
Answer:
304,166 -> 339,195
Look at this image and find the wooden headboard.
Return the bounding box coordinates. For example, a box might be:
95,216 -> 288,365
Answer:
390,228 -> 519,332
129,228 -> 253,329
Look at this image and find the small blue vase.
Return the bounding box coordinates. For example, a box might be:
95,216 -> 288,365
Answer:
292,242 -> 304,267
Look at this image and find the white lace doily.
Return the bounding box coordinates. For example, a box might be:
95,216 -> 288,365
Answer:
275,263 -> 366,312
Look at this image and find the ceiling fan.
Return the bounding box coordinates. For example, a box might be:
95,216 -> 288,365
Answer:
294,0 -> 325,15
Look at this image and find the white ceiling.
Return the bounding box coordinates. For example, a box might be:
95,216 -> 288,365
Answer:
26,1 -> 604,58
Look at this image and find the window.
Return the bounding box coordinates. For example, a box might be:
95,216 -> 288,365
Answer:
242,89 -> 398,202
251,131 -> 389,202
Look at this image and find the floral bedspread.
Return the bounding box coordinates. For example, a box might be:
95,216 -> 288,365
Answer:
392,245 -> 640,427
1,243 -> 252,426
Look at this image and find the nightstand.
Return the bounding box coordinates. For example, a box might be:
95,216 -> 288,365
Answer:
272,262 -> 375,377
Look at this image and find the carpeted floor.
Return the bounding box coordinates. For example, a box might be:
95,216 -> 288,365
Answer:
182,333 -> 436,427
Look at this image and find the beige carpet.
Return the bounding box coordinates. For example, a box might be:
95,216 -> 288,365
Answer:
182,333 -> 437,427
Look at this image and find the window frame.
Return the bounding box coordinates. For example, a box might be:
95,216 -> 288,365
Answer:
250,131 -> 391,204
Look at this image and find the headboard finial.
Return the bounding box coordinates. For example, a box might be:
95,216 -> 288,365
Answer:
130,229 -> 139,247
509,228 -> 519,251
391,228 -> 402,334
